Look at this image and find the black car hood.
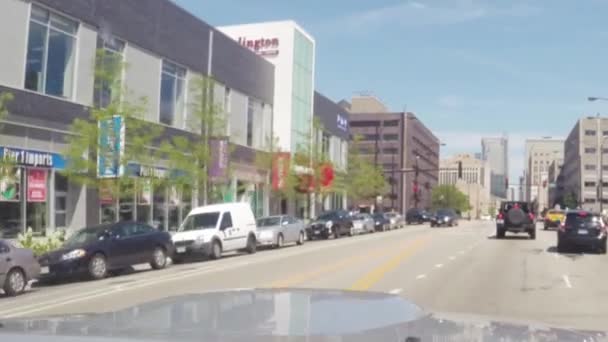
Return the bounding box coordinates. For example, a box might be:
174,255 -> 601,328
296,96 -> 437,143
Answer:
0,288 -> 605,342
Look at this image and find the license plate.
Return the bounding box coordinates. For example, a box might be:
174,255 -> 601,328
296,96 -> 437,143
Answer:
176,246 -> 186,253
40,266 -> 49,275
578,229 -> 588,235
314,231 -> 320,235
497,219 -> 504,224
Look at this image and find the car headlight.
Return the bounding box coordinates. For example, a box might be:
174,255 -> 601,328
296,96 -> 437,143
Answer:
61,249 -> 86,261
259,230 -> 274,239
390,218 -> 396,224
444,216 -> 450,221
325,221 -> 333,228
375,221 -> 380,225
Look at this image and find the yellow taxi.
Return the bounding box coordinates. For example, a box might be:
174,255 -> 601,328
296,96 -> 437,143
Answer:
544,209 -> 565,230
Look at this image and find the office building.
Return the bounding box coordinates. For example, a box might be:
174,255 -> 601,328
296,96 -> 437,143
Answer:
439,154 -> 491,218
0,0 -> 275,237
548,159 -> 564,207
481,137 -> 508,198
346,95 -> 439,213
524,138 -> 564,210
561,117 -> 608,211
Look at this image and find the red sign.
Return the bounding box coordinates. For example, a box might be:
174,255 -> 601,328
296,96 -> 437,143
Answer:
237,37 -> 280,57
272,153 -> 291,190
319,163 -> 335,188
27,169 -> 47,202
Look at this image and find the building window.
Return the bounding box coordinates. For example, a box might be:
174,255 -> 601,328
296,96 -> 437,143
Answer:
224,87 -> 231,115
585,164 -> 597,171
25,5 -> 78,98
350,121 -> 378,127
383,147 -> 398,154
383,120 -> 399,127
94,37 -> 125,108
159,60 -> 186,126
603,165 -> 608,171
585,130 -> 597,136
585,181 -> 596,187
585,147 -> 597,154
603,131 -> 608,136
585,198 -> 596,203
383,134 -> 398,141
322,132 -> 330,156
361,134 -> 379,141
246,98 -> 255,147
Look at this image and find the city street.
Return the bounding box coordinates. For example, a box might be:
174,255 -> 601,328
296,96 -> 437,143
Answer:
1,221 -> 607,331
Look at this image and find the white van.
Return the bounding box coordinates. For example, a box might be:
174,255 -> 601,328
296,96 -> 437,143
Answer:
171,202 -> 258,260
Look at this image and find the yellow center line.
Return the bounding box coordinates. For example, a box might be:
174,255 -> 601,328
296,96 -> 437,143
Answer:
269,235 -> 430,288
348,236 -> 431,291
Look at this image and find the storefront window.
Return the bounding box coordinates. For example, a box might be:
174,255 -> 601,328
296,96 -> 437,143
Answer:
26,202 -> 46,235
136,179 -> 152,224
55,173 -> 68,228
118,181 -> 134,222
0,167 -> 22,238
168,186 -> 180,231
99,180 -> 116,224
153,184 -> 166,231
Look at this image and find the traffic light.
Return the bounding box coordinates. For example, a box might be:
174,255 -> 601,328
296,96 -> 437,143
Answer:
457,161 -> 463,179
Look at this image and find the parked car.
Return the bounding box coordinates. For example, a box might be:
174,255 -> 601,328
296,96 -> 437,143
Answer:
430,208 -> 459,227
386,212 -> 406,229
0,239 -> 40,296
306,210 -> 353,240
496,201 -> 535,239
172,203 -> 258,261
350,213 -> 375,235
256,215 -> 305,248
557,210 -> 607,254
372,213 -> 391,232
38,222 -> 173,280
405,208 -> 429,225
544,209 -> 565,230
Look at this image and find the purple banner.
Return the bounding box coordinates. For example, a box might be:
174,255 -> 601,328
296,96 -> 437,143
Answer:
209,138 -> 229,182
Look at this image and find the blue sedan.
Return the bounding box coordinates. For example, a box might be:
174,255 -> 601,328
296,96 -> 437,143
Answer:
39,222 -> 174,280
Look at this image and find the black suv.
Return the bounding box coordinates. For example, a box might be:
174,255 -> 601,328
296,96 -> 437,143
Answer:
405,208 -> 430,225
307,210 -> 353,240
558,210 -> 607,254
496,201 -> 536,239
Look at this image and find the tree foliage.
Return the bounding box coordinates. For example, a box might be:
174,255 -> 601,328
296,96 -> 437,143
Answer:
346,134 -> 389,202
562,191 -> 578,210
62,48 -> 164,201
431,184 -> 471,212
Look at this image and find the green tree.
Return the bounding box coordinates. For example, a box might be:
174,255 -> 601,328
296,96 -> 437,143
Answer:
562,191 -> 578,209
0,92 -> 13,122
431,185 -> 471,212
62,48 -> 164,204
161,75 -> 230,206
346,134 -> 389,203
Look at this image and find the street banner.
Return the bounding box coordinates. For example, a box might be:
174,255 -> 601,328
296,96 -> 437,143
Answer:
27,168 -> 46,202
97,115 -> 125,178
0,167 -> 20,202
138,178 -> 152,205
209,138 -> 229,182
272,152 -> 290,190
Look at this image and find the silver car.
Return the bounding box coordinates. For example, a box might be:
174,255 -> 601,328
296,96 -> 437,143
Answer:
256,216 -> 306,248
385,213 -> 405,229
0,239 -> 40,296
350,213 -> 375,235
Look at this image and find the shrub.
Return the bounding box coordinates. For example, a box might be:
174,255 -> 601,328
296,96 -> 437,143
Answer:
17,228 -> 66,256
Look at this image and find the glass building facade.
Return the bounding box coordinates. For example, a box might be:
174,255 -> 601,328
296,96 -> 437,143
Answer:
291,30 -> 314,153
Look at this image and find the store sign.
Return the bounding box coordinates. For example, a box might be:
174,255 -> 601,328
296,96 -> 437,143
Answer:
27,169 -> 46,202
337,114 -> 348,132
97,115 -> 125,178
0,167 -> 20,202
272,152 -> 291,190
0,147 -> 65,169
209,138 -> 229,182
237,37 -> 280,57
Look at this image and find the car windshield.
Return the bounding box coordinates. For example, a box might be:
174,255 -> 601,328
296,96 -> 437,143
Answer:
317,212 -> 339,221
564,213 -> 602,228
436,209 -> 452,216
257,217 -> 281,227
64,227 -> 106,247
353,214 -> 367,220
178,212 -> 220,232
372,213 -> 385,219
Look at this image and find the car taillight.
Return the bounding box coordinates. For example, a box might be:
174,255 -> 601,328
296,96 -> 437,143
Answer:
558,221 -> 566,232
497,213 -> 504,220
528,213 -> 535,221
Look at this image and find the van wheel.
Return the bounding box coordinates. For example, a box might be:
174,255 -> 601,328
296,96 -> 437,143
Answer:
210,240 -> 222,260
297,231 -> 305,245
246,235 -> 257,254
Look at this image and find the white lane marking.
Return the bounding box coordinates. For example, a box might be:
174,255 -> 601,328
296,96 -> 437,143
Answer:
416,274 -> 426,280
448,256 -> 456,260
389,288 -> 402,294
435,263 -> 443,268
563,275 -> 572,288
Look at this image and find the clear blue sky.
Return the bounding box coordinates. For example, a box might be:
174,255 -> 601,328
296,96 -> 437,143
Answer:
176,0 -> 608,181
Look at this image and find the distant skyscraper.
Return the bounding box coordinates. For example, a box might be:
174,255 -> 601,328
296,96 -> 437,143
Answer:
524,138 -> 564,209
481,137 -> 509,198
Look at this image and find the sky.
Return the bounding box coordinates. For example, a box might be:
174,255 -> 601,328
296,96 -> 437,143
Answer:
175,0 -> 608,182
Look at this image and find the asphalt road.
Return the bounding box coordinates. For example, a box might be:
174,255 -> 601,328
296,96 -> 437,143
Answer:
1,220 -> 607,331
